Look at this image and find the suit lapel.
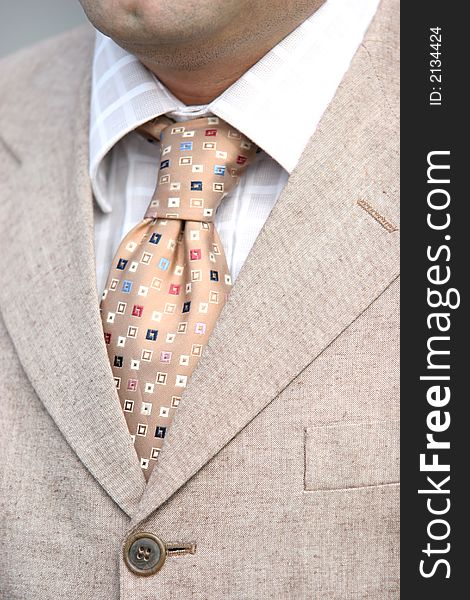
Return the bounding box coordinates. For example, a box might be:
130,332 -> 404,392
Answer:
0,28 -> 146,517
132,0 -> 399,526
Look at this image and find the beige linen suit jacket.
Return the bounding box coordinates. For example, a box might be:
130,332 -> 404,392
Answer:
0,0 -> 399,597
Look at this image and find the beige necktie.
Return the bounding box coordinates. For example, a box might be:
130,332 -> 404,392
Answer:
100,116 -> 257,479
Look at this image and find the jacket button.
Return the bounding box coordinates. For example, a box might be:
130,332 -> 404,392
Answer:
123,532 -> 167,576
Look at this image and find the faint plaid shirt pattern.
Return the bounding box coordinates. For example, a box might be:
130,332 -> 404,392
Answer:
90,0 -> 380,296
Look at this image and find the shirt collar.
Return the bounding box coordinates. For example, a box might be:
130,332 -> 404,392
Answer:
90,0 -> 380,213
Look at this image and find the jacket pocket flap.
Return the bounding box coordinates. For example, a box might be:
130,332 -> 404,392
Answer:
304,421 -> 399,491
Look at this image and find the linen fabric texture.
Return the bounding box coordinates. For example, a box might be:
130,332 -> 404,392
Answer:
0,0 -> 400,597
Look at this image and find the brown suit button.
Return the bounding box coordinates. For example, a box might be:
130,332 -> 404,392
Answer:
124,532 -> 167,576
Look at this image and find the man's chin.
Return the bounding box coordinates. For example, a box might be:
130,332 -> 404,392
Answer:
79,0 -> 236,48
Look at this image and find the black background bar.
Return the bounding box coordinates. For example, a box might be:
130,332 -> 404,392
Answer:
401,1 -> 467,597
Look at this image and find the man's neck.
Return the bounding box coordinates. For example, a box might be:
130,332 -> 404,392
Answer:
140,56 -> 254,106
136,9 -> 321,105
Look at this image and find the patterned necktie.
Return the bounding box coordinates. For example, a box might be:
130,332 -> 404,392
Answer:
100,116 -> 257,479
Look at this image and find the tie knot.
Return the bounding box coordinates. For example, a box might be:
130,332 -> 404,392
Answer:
141,116 -> 257,223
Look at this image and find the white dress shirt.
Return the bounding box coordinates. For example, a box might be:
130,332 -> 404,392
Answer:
90,0 -> 380,296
